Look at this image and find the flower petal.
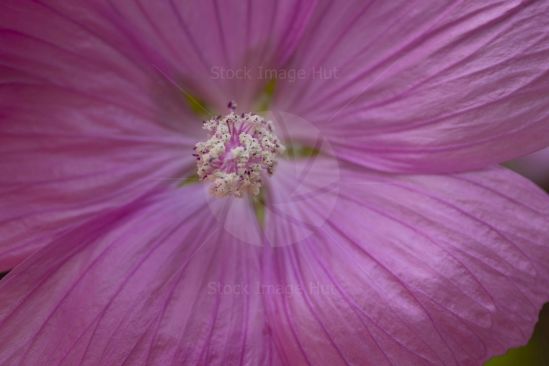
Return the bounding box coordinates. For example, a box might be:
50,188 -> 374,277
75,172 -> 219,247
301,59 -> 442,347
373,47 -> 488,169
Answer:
263,160 -> 549,365
93,0 -> 316,111
0,0 -> 201,131
0,186 -> 277,366
0,1 -> 199,270
0,87 -> 191,271
274,0 -> 549,172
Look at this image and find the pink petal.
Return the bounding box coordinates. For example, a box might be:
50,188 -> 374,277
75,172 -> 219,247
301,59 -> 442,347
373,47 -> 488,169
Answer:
264,160 -> 549,365
274,0 -> 549,173
89,0 -> 316,111
0,186 -> 278,365
0,1 -> 203,270
0,0 -> 200,132
0,89 -> 190,271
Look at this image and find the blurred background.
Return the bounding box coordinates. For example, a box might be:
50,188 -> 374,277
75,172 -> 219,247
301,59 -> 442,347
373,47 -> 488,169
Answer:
487,147 -> 549,366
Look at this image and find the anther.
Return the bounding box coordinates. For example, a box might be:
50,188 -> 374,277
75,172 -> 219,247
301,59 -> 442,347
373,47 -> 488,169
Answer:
193,106 -> 284,198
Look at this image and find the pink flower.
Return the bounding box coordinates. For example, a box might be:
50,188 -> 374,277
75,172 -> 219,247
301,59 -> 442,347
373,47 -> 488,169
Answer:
1,1 -> 549,365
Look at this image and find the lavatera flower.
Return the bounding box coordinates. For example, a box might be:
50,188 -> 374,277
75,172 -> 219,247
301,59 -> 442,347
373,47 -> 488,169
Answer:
1,1 -> 549,365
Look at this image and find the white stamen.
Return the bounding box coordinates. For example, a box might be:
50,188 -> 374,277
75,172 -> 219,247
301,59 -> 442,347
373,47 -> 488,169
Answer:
193,111 -> 285,198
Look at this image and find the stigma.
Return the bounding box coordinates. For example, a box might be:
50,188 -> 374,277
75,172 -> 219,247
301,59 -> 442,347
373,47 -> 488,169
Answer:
193,107 -> 285,198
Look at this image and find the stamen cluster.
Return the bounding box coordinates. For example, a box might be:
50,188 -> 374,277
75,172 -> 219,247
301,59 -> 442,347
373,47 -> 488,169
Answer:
193,112 -> 284,197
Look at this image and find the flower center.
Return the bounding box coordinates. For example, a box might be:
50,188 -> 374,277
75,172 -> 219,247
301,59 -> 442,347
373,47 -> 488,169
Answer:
193,107 -> 285,198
